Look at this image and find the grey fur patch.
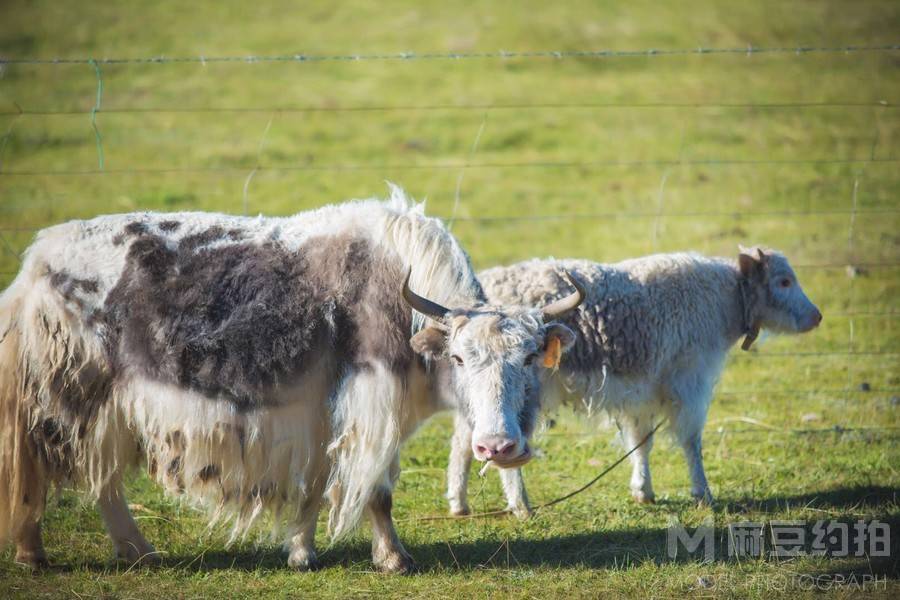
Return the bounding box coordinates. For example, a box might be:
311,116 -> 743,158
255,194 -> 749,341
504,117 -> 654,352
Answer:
30,417 -> 75,480
23,309 -> 115,432
47,268 -> 100,308
113,221 -> 150,246
125,221 -> 149,237
180,225 -> 227,252
197,464 -> 220,482
167,456 -> 182,478
104,229 -> 414,410
158,220 -> 181,232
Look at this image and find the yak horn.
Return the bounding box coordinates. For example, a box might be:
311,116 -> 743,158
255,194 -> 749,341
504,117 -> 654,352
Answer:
402,269 -> 452,319
541,272 -> 586,321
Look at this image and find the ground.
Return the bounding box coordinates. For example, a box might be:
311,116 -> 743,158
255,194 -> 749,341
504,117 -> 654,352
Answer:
1,0 -> 899,597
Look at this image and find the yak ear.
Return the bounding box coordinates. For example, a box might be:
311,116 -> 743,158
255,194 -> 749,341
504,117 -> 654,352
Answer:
410,326 -> 447,360
539,323 -> 577,369
738,245 -> 764,278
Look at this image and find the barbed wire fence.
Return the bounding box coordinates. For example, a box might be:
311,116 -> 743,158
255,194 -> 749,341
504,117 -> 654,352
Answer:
2,43 -> 898,65
0,44 -> 898,437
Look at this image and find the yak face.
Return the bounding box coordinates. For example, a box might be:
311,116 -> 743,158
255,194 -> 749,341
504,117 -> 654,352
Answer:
404,273 -> 582,469
739,246 -> 823,335
412,309 -> 575,468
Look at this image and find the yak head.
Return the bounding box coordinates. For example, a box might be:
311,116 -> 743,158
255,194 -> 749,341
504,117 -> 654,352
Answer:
738,246 -> 822,349
403,272 -> 583,468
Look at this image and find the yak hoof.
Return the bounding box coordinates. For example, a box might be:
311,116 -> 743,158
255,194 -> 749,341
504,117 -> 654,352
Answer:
632,490 -> 656,504
288,552 -> 322,572
375,550 -> 417,575
693,491 -> 715,507
448,504 -> 470,517
15,550 -> 49,571
509,505 -> 533,520
288,550 -> 323,572
115,540 -> 161,566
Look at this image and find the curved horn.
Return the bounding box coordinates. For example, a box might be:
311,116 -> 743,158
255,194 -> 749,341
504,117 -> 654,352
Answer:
402,269 -> 451,320
541,272 -> 586,321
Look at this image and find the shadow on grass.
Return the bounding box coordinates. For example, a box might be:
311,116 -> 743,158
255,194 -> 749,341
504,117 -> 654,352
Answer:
162,521 -> 899,578
20,485 -> 900,575
719,484 -> 899,515
156,485 -> 900,575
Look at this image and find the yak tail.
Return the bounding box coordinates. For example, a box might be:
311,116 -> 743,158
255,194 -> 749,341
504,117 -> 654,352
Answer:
0,284 -> 48,547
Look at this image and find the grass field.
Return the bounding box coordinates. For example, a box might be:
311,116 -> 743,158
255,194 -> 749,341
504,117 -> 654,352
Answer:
1,1 -> 899,597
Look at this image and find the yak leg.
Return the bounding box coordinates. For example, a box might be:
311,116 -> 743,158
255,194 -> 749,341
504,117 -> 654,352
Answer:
369,487 -> 415,574
681,432 -> 713,506
620,415 -> 656,504
288,476 -> 327,571
287,502 -> 321,570
446,413 -> 474,516
14,518 -> 48,569
369,454 -> 415,574
7,383 -> 50,568
448,415 -> 531,518
97,478 -> 158,564
12,469 -> 49,569
668,371 -> 715,505
499,468 -> 531,519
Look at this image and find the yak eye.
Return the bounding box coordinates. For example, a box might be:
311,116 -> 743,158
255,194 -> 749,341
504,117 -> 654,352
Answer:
451,355 -> 464,366
779,278 -> 792,288
524,353 -> 539,366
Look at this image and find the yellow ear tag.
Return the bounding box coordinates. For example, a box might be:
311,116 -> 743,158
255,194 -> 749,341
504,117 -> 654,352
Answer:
543,336 -> 562,369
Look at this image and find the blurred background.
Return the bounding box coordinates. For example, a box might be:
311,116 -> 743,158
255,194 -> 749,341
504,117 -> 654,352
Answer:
0,1 -> 898,594
2,0 -> 897,429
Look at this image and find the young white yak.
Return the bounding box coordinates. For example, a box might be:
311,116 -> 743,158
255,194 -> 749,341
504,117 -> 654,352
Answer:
446,247 -> 822,516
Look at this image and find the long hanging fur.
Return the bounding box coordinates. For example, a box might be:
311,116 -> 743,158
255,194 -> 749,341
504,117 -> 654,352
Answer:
324,186 -> 483,539
0,288 -> 47,546
0,187 -> 483,547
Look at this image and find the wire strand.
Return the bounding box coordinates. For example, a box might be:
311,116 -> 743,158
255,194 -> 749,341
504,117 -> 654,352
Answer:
3,44 -> 899,66
2,101 -> 896,116
1,157 -> 898,177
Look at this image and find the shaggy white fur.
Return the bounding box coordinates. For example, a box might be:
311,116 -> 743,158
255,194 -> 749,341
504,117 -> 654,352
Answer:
0,187 -> 482,570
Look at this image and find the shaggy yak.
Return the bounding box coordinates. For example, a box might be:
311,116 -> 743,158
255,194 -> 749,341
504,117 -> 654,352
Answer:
0,187 -> 583,572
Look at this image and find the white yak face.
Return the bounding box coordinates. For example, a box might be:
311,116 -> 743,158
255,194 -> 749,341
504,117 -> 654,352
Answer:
411,309 -> 575,468
739,247 -> 823,334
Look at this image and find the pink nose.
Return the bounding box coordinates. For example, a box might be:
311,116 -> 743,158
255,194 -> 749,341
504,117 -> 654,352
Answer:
474,436 -> 518,460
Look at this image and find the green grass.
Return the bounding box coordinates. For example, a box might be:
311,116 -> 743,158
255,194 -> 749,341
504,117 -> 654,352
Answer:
1,0 -> 899,597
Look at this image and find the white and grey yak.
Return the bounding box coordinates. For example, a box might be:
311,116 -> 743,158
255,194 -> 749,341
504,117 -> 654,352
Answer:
0,187 -> 583,572
446,248 -> 822,517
